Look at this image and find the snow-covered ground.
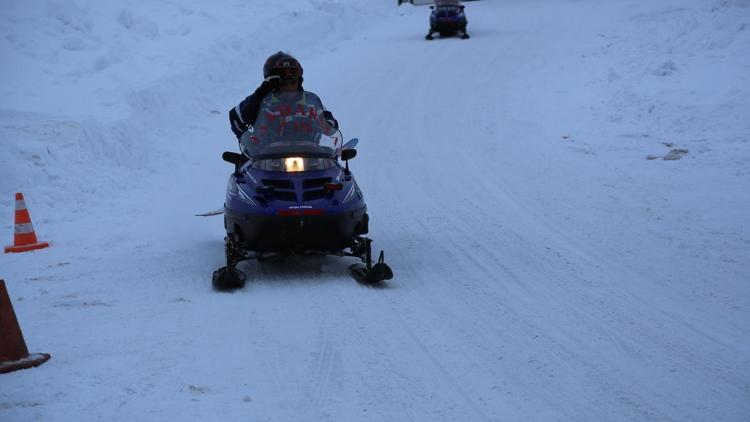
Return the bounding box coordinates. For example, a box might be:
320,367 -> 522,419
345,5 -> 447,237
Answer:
2,0 -> 749,420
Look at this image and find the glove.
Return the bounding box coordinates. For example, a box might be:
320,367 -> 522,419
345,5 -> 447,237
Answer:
229,107 -> 249,139
323,110 -> 339,129
260,75 -> 280,92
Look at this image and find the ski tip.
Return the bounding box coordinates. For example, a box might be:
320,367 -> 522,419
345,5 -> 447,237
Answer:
350,263 -> 392,288
196,209 -> 224,217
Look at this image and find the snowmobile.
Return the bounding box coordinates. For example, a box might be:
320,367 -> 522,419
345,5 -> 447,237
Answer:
426,0 -> 470,40
212,91 -> 393,290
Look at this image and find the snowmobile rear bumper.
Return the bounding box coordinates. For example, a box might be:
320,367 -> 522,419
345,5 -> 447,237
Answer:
431,19 -> 467,33
225,207 -> 368,253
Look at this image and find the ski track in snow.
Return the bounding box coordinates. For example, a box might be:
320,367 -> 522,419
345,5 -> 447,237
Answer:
2,0 -> 750,421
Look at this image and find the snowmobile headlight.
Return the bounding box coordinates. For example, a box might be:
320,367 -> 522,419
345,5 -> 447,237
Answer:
285,157 -> 304,172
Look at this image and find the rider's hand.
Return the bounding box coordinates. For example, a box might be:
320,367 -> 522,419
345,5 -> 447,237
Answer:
323,110 -> 339,129
262,75 -> 280,91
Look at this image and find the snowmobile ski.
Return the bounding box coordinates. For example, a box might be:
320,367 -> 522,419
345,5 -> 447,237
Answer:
212,266 -> 246,290
350,250 -> 393,286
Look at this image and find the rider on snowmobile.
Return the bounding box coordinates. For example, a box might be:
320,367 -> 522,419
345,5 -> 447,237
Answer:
228,51 -> 338,140
426,0 -> 469,40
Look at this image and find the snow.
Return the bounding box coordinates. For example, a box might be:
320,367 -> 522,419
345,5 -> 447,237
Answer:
2,0 -> 749,420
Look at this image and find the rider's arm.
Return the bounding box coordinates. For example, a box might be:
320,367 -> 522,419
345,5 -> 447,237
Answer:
228,78 -> 278,139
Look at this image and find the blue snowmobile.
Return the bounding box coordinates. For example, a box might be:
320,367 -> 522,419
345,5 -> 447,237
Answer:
213,91 -> 393,290
426,0 -> 470,40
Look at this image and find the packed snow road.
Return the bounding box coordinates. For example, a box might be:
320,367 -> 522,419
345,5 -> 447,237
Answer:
2,0 -> 748,421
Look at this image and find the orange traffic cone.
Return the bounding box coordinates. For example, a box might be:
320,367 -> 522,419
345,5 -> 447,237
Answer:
0,280 -> 50,373
4,192 -> 49,253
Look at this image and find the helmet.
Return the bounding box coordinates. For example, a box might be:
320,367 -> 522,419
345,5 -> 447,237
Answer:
263,51 -> 303,83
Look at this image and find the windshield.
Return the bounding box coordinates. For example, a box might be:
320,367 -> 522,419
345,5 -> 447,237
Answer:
240,91 -> 342,159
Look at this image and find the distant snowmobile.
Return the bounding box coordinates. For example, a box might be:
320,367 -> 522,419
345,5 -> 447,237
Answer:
426,0 -> 470,40
212,91 -> 393,290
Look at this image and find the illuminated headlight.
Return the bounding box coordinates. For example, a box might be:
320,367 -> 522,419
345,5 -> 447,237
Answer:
285,157 -> 304,172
